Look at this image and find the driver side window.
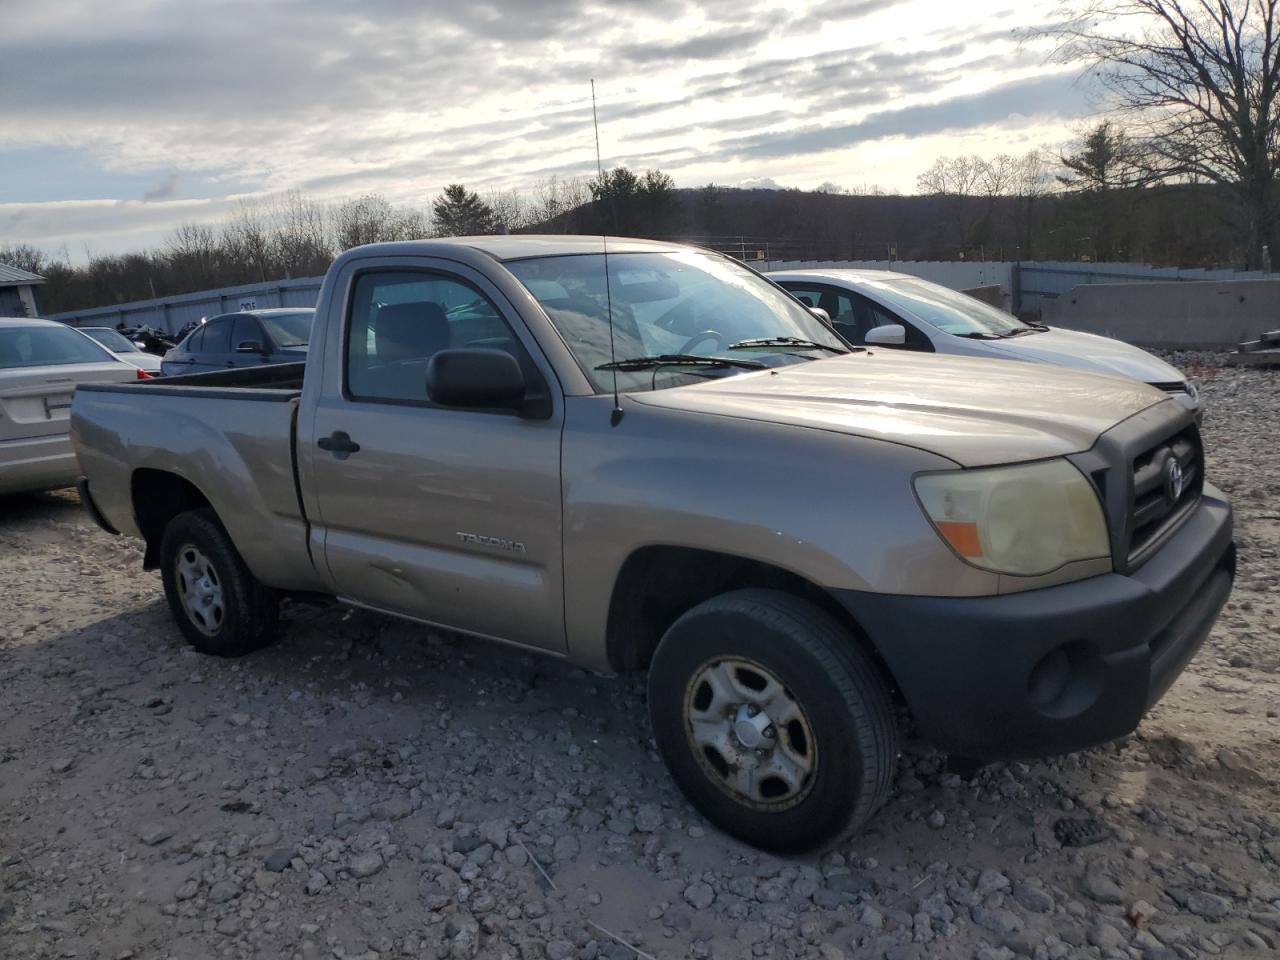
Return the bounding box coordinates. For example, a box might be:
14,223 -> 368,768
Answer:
784,284 -> 929,350
346,270 -> 525,404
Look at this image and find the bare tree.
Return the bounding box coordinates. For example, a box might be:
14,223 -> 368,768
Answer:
0,243 -> 49,275
331,194 -> 429,250
484,188 -> 529,233
222,202 -> 274,282
269,191 -> 331,278
530,175 -> 590,229
915,155 -> 986,195
1012,150 -> 1056,258
165,223 -> 220,288
1045,0 -> 1280,267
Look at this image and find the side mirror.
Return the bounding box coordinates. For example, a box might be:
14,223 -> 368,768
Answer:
808,306 -> 831,323
864,324 -> 907,347
426,348 -> 526,410
236,340 -> 266,353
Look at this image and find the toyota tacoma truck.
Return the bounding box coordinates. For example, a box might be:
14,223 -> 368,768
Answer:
71,237 -> 1235,852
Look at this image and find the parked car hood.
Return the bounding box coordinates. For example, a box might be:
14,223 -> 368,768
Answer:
976,327 -> 1186,385
629,351 -> 1169,467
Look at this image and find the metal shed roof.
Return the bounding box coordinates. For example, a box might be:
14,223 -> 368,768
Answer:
0,263 -> 46,285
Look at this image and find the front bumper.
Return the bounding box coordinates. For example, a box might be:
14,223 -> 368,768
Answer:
835,484 -> 1234,760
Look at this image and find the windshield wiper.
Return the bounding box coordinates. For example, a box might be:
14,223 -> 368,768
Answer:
727,336 -> 850,354
954,331 -> 1003,340
596,354 -> 767,372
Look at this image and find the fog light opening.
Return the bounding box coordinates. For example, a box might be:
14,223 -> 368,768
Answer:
1027,641 -> 1104,719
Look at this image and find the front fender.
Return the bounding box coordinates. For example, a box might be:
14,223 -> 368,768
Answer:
560,395 -> 998,668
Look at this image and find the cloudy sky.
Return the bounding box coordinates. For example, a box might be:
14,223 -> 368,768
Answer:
1,0 -> 1089,259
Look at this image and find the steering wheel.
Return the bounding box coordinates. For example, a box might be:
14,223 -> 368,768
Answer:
680,330 -> 726,354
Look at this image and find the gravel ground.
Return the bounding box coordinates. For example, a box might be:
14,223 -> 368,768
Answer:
1,356 -> 1278,960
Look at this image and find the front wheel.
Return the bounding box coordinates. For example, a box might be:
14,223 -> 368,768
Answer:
648,589 -> 899,852
159,508 -> 279,657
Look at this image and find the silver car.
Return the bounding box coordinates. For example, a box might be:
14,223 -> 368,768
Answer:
769,269 -> 1203,418
0,318 -> 137,495
78,326 -> 164,376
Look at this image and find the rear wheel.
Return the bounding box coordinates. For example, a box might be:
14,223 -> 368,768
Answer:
648,589 -> 898,851
160,509 -> 279,657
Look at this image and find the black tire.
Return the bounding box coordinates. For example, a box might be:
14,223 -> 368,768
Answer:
159,508 -> 279,657
648,589 -> 898,852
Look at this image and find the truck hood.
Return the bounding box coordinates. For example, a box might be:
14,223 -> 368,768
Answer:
628,351 -> 1168,467
974,327 -> 1187,384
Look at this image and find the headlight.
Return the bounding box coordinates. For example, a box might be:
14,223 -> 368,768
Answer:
913,459 -> 1110,576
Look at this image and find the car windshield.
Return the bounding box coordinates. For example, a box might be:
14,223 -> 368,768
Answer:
507,251 -> 846,392
259,311 -> 313,347
0,325 -> 114,369
83,328 -> 142,353
864,276 -> 1033,337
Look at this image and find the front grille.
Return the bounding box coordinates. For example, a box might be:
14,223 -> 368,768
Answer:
1126,424 -> 1203,563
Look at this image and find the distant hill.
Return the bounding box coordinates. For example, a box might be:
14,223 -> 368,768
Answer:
529,183 -> 1245,267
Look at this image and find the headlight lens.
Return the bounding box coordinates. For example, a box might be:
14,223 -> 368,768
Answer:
914,459 -> 1110,576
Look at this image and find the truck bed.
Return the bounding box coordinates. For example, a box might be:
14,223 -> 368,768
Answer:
71,359 -> 323,594
91,360 -> 307,397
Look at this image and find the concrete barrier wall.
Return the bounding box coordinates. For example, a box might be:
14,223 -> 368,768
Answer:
1042,279 -> 1280,349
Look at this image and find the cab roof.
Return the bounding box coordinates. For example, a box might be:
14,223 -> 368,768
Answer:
343,235 -> 691,263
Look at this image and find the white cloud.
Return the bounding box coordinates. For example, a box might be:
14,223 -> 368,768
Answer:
1,0 -> 1083,255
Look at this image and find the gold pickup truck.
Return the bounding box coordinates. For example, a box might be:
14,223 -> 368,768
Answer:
71,237 -> 1234,851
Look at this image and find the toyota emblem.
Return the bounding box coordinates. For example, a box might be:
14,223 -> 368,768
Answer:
1164,456 -> 1185,502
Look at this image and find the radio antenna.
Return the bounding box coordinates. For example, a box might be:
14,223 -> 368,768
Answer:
591,79 -> 623,427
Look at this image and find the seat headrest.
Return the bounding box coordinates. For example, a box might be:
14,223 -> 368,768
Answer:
375,302 -> 450,364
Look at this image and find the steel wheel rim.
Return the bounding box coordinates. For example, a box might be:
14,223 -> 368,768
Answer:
683,657 -> 818,810
175,544 -> 225,637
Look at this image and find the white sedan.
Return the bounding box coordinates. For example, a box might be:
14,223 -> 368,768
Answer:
78,326 -> 164,375
1,318 -> 139,495
769,269 -> 1202,419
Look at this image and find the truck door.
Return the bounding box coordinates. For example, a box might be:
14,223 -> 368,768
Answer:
304,262 -> 566,653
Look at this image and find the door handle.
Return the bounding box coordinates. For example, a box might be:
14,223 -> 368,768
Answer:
317,431 -> 361,458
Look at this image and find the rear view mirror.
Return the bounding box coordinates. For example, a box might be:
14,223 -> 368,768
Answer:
865,324 -> 907,347
236,340 -> 265,353
427,348 -> 526,410
808,307 -> 831,323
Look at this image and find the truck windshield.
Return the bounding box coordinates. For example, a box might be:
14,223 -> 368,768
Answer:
862,277 -> 1035,337
0,325 -> 114,369
507,251 -> 846,392
259,310 -> 313,347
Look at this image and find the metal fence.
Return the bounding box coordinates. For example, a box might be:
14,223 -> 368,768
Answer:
48,276 -> 324,335
762,258 -> 1273,316
45,258 -> 1276,333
